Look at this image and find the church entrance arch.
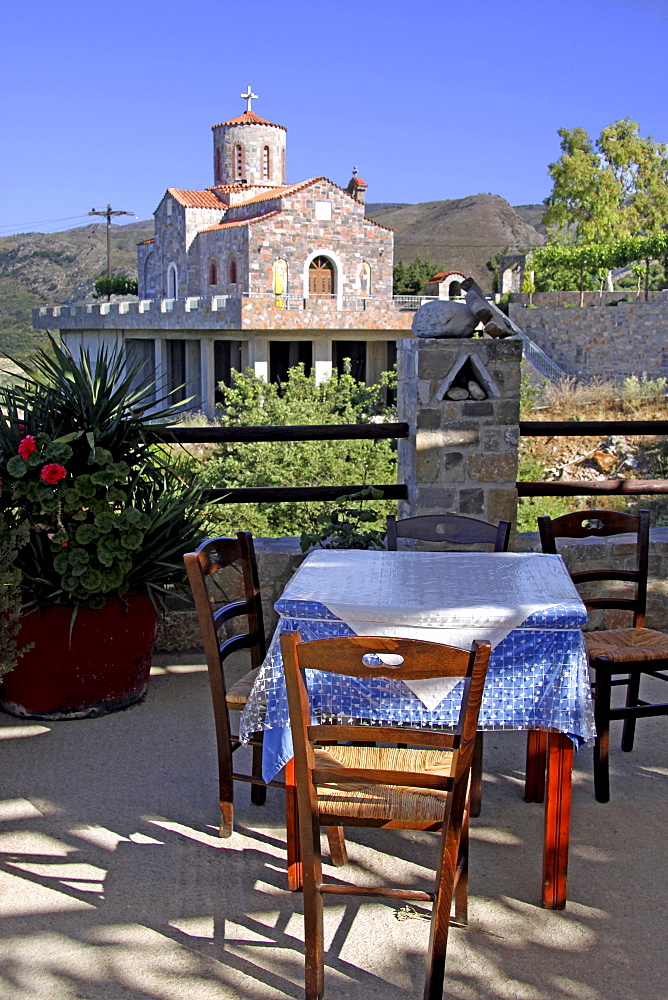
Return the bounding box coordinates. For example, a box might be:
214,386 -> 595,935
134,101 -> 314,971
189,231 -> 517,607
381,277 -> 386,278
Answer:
309,256 -> 334,296
303,249 -> 343,307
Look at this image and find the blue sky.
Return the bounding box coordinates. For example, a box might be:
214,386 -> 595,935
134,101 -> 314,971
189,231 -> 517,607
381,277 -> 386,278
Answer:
1,0 -> 667,235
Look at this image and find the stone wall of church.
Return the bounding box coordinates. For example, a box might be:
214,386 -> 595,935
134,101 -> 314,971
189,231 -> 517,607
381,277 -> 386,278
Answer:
192,227 -> 249,296
153,197 -> 188,299
245,180 -> 394,299
213,122 -> 286,187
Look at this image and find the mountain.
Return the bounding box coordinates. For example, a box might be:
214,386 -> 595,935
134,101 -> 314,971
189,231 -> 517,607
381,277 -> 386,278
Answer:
0,220 -> 153,359
366,194 -> 545,290
512,203 -> 547,234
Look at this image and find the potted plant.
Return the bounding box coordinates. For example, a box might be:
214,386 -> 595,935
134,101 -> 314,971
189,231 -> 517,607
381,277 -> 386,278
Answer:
0,338 -> 206,719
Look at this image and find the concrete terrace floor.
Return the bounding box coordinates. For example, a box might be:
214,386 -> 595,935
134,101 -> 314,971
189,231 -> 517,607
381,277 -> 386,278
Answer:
0,653 -> 665,1000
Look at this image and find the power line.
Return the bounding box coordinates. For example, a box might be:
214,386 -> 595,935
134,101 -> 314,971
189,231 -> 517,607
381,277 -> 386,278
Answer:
0,214 -> 94,233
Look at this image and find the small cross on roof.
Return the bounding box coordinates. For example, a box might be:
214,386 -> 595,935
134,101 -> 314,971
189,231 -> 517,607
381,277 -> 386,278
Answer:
240,85 -> 258,113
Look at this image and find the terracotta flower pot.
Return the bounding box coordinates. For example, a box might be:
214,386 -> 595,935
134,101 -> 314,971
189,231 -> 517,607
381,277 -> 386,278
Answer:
0,592 -> 158,720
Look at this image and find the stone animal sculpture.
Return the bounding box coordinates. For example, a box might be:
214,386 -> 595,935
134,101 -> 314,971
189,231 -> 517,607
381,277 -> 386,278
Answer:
412,277 -> 523,340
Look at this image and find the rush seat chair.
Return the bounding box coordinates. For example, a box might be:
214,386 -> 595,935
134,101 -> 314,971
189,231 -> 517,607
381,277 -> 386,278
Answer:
184,532 -> 282,835
386,512 -> 511,817
533,509 -> 668,802
281,631 -> 491,1000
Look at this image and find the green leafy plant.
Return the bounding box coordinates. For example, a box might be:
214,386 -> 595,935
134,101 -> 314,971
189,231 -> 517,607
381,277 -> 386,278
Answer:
299,487 -> 387,551
195,364 -> 397,539
93,275 -> 139,301
520,367 -> 545,416
0,514 -> 30,679
0,337 -> 206,609
393,255 -> 445,295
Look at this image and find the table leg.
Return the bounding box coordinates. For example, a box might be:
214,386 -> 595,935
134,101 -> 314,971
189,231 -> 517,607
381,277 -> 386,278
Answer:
542,731 -> 573,910
285,758 -> 302,891
525,729 -> 548,803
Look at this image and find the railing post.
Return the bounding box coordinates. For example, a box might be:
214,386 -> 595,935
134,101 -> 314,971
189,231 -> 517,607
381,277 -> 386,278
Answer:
396,336 -> 522,536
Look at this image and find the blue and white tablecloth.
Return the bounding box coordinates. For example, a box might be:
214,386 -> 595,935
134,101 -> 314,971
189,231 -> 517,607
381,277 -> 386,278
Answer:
238,550 -> 595,782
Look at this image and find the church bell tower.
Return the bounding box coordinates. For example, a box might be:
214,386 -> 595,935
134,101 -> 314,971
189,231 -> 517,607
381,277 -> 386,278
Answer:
211,87 -> 287,188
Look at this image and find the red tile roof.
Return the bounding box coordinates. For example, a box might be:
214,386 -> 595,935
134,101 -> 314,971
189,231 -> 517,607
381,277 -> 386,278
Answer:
168,188 -> 225,209
234,177 -> 326,207
136,238 -> 155,245
428,270 -> 466,282
211,111 -> 287,131
205,184 -> 251,193
197,210 -> 281,233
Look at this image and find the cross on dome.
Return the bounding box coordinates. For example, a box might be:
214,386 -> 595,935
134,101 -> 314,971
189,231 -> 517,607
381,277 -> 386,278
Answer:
240,86 -> 258,113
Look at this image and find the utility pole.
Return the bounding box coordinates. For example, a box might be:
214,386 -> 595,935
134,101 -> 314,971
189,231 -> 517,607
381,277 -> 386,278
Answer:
88,203 -> 134,277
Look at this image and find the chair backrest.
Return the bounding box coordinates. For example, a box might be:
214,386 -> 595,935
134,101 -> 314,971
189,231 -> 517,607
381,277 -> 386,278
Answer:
184,532 -> 266,687
386,513 -> 511,552
538,509 -> 650,627
281,632 -> 491,794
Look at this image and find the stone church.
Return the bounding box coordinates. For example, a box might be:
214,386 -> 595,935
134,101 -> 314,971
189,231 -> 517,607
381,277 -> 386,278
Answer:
35,89 -> 413,415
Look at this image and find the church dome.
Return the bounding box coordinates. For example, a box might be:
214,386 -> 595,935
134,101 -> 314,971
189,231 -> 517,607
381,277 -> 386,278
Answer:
211,110 -> 286,131
212,88 -> 287,188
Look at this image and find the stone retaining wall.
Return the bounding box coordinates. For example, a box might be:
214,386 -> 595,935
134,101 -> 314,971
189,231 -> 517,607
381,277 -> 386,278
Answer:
508,300 -> 668,381
155,529 -> 668,652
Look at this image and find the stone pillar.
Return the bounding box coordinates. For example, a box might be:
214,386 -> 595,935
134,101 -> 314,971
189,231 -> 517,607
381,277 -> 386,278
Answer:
249,336 -> 269,381
365,339 -> 388,386
397,337 -> 521,534
201,338 -> 215,418
313,336 -> 332,384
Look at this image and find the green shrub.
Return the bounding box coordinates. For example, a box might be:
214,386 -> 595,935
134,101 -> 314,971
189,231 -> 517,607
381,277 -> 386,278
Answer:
620,374 -> 667,405
93,276 -> 138,300
195,365 -> 397,539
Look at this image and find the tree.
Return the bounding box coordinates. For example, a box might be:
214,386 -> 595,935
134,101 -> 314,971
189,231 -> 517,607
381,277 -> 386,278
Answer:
93,275 -> 139,301
544,126 -> 621,243
532,232 -> 668,304
544,119 -> 668,245
393,255 -> 445,295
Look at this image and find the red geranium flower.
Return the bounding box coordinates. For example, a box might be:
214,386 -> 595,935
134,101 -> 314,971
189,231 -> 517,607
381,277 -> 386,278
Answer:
18,435 -> 37,459
40,464 -> 67,485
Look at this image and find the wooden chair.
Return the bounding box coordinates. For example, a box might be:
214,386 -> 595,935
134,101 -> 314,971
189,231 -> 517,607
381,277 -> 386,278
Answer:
281,631 -> 491,1000
387,512 -> 511,818
184,532 -> 282,836
386,512 -> 511,553
531,509 -> 668,802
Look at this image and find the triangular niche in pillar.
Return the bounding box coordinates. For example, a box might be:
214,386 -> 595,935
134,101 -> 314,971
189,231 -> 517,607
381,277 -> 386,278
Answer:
434,353 -> 500,402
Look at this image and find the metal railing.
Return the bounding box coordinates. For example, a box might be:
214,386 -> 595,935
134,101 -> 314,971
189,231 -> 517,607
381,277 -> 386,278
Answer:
518,332 -> 566,383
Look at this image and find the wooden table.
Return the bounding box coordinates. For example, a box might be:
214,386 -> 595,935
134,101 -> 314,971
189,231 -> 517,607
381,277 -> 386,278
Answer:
241,551 -> 594,909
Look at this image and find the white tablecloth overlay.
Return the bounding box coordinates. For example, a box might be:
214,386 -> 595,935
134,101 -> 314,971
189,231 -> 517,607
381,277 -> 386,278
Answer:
278,550 -> 583,710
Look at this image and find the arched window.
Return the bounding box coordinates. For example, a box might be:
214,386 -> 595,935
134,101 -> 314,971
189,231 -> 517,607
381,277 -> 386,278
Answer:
229,259 -> 238,285
143,252 -> 155,298
208,260 -> 218,286
215,148 -> 222,184
262,145 -> 271,180
167,263 -> 178,299
308,256 -> 334,296
235,144 -> 245,180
